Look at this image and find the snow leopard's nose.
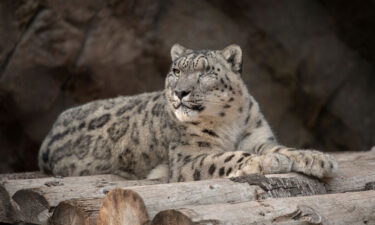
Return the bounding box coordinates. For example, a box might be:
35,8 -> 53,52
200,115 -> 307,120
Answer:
174,90 -> 191,100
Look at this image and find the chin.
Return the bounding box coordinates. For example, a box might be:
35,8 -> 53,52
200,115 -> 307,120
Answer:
174,107 -> 199,122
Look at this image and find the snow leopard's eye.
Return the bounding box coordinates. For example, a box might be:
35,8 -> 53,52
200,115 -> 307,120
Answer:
173,68 -> 181,77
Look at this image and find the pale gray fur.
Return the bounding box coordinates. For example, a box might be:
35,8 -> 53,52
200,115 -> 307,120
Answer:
38,44 -> 337,182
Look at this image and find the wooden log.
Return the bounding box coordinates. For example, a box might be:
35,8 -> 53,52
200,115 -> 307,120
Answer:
0,174 -> 125,223
51,173 -> 325,225
151,190 -> 375,225
11,178 -> 163,225
0,171 -> 48,181
327,150 -> 375,193
2,174 -> 125,206
129,174 -> 325,218
97,189 -> 149,225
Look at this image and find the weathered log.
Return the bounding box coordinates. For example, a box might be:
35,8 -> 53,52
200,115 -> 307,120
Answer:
0,174 -> 125,223
11,178 -> 163,225
327,150 -> 375,193
3,174 -> 125,197
151,190 -> 375,225
51,173 -> 325,225
0,171 -> 48,181
97,189 -> 149,225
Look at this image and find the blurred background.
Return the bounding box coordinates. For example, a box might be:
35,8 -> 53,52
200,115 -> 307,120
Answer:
0,0 -> 374,173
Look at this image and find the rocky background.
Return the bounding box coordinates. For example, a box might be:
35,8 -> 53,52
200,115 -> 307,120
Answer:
0,0 -> 374,173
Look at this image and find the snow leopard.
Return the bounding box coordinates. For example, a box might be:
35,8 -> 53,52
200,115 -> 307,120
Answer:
38,44 -> 337,182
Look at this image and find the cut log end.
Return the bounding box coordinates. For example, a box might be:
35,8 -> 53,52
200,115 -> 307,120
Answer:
49,202 -> 87,225
151,210 -> 194,225
12,189 -> 49,224
97,188 -> 150,225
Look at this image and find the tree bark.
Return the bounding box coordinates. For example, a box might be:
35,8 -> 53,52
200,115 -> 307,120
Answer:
151,190 -> 375,225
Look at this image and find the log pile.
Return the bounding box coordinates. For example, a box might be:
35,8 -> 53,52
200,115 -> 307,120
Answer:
1,149 -> 375,225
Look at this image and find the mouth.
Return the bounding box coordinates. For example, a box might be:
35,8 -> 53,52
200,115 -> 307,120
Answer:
173,102 -> 205,112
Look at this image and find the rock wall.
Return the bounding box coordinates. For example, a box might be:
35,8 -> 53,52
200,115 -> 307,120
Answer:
0,0 -> 374,172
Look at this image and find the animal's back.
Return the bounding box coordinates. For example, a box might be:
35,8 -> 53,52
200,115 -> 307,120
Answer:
38,91 -> 179,179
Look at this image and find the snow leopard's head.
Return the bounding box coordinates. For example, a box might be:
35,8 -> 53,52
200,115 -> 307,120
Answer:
165,44 -> 248,123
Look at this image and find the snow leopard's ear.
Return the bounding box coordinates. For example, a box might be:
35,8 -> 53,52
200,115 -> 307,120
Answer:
222,44 -> 242,74
171,44 -> 187,61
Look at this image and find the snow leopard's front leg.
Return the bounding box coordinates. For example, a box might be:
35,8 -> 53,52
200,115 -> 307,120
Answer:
254,144 -> 338,178
241,117 -> 338,178
168,142 -> 294,182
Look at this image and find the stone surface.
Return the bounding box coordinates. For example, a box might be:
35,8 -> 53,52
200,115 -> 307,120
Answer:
0,0 -> 374,172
